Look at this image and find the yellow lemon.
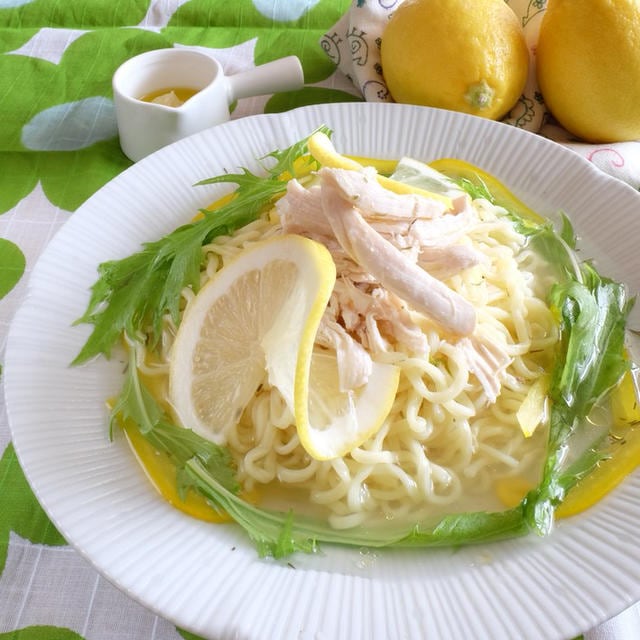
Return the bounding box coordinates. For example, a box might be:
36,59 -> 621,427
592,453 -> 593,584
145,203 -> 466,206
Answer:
169,233 -> 400,461
169,234 -> 336,444
297,350 -> 400,461
380,0 -> 529,120
612,367 -> 640,428
536,0 -> 640,143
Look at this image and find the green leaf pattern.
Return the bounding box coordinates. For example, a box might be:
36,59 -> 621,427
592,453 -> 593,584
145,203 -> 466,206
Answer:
0,0 -> 351,637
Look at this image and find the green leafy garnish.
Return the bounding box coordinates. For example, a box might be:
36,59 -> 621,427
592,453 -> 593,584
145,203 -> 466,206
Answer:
449,166 -> 583,281
111,343 -> 238,501
72,127 -> 327,364
450,168 -> 634,534
522,266 -> 632,533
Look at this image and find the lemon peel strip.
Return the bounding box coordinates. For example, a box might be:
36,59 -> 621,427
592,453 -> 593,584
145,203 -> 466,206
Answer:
307,131 -> 454,210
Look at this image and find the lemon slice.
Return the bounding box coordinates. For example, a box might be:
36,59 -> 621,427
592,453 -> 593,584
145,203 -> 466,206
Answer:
296,350 -> 400,460
307,131 -> 454,209
169,234 -> 336,443
169,232 -> 401,461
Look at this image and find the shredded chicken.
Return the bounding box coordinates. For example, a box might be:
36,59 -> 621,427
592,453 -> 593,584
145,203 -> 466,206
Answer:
314,316 -> 372,392
458,335 -> 512,404
275,164 -> 514,401
326,278 -> 429,357
318,168 -> 476,337
277,178 -> 478,255
277,180 -> 334,243
418,245 -> 485,280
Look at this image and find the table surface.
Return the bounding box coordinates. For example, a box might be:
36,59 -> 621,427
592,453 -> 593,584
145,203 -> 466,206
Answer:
1,1 -> 639,639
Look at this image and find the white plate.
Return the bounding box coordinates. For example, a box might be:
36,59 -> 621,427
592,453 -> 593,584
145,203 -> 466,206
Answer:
5,103 -> 640,640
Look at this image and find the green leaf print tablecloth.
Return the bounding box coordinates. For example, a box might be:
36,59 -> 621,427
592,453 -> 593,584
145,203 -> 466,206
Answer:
0,1 -> 639,639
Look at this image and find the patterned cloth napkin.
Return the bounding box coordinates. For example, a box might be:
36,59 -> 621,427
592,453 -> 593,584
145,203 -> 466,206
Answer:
320,0 -> 640,190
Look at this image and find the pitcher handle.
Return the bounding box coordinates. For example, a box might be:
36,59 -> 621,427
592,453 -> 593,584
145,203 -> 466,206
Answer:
227,56 -> 304,101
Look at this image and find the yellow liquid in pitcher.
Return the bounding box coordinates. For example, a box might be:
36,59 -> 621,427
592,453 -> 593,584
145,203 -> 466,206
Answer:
139,87 -> 199,107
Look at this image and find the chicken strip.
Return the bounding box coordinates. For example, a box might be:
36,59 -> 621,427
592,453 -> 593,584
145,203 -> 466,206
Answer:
319,168 -> 476,337
418,244 -> 485,280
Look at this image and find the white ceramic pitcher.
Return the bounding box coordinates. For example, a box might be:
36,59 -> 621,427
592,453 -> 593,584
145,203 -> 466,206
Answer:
112,48 -> 304,161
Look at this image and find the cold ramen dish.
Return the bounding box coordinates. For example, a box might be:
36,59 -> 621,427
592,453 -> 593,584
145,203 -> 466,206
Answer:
73,128 -> 640,557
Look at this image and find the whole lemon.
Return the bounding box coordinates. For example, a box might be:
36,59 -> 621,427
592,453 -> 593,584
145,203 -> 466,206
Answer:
537,0 -> 640,143
380,0 -> 529,120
